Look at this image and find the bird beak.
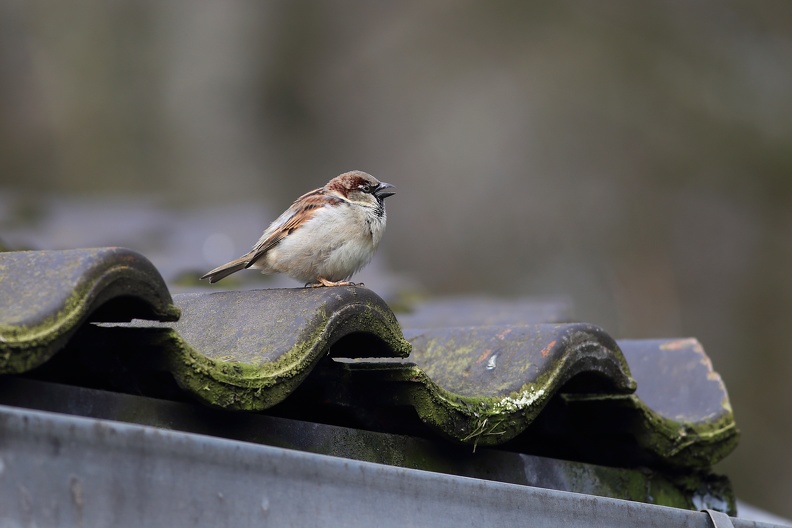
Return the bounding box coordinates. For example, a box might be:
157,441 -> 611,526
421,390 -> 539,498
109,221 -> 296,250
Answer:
374,182 -> 395,199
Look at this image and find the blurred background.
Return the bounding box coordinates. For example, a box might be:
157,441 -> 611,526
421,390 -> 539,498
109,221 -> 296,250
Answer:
1,0 -> 791,517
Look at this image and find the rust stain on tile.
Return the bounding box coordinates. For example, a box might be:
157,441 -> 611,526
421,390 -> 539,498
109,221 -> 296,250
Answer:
541,340 -> 556,358
476,349 -> 494,365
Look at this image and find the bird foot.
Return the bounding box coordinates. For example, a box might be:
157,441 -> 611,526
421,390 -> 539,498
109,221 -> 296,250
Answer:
304,278 -> 363,288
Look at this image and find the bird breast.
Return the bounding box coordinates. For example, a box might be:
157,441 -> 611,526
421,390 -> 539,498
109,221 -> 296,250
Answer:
262,202 -> 387,282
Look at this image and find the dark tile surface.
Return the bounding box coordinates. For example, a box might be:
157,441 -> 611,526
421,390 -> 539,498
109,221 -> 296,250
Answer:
0,248 -> 179,374
0,247 -> 740,479
563,338 -> 739,468
131,287 -> 411,410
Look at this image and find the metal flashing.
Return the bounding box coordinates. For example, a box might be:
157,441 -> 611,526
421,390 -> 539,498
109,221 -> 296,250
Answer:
0,404 -> 769,528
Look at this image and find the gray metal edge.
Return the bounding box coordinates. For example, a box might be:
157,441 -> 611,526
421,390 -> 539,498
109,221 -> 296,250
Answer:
0,404 -> 777,528
0,377 -> 730,511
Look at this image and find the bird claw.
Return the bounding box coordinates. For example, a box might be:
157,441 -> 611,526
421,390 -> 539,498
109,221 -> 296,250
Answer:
303,278 -> 363,288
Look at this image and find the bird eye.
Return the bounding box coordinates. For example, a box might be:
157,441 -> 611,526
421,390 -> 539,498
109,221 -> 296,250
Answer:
360,184 -> 372,193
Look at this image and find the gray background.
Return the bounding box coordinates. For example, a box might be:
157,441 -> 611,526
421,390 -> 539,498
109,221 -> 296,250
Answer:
1,1 -> 791,517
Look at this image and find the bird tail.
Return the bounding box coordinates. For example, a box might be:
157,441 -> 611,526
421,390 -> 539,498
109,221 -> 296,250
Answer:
200,256 -> 250,283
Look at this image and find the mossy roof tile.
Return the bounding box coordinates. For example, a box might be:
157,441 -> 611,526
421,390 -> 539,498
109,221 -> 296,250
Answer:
563,338 -> 739,468
386,298 -> 737,466
0,248 -> 179,374
0,248 -> 739,471
97,287 -> 411,410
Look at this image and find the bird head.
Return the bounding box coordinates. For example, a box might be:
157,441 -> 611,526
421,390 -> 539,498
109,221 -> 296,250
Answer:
328,170 -> 395,207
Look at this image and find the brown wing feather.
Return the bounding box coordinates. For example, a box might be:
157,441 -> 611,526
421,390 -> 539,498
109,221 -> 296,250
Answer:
201,184 -> 351,283
244,189 -> 342,268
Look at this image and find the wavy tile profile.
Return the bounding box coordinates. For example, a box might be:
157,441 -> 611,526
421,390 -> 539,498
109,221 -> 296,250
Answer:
0,248 -> 739,473
564,338 -> 739,468
328,301 -> 738,467
332,323 -> 637,449
0,248 -> 180,374
103,287 -> 412,410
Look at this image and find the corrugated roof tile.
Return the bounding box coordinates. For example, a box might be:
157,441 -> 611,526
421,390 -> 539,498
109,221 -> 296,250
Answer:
0,247 -> 739,475
563,338 -> 739,468
0,248 -> 179,374
394,323 -> 636,448
139,288 -> 411,410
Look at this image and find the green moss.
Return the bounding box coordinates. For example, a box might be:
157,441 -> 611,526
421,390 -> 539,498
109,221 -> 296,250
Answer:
585,464 -> 734,513
413,329 -> 555,397
0,249 -> 179,374
329,300 -> 412,359
399,364 -> 556,450
569,392 -> 739,469
0,271 -> 93,373
391,328 -> 736,468
402,341 -> 586,449
164,296 -> 411,411
167,323 -> 327,410
630,396 -> 739,468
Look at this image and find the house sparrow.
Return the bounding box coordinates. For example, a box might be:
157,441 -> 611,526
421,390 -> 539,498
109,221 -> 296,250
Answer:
201,170 -> 395,287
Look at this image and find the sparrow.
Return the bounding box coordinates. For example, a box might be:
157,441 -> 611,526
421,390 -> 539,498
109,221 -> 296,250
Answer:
201,170 -> 395,287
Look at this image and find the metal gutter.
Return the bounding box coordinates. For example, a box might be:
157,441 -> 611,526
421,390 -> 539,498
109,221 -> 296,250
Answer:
0,403 -> 777,528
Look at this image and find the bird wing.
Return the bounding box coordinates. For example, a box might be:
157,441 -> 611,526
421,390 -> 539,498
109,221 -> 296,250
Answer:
244,188 -> 343,268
